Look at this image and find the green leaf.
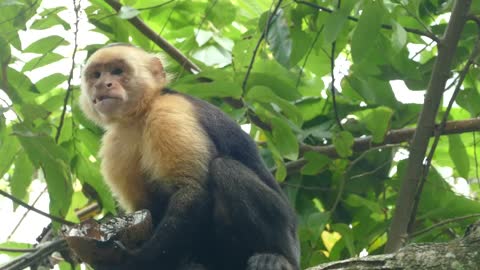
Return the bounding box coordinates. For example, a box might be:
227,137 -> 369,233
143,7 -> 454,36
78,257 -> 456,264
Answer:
356,106 -> 394,143
246,86 -> 303,125
176,80 -> 242,99
31,13 -> 70,30
13,124 -> 72,219
448,135 -> 470,179
333,223 -> 356,257
23,36 -> 69,54
10,152 -> 34,209
323,1 -> 355,44
35,73 -> 68,93
271,117 -> 299,160
22,53 -> 64,72
301,152 -> 330,175
346,75 -> 398,108
232,32 -> 259,71
249,60 -> 301,101
191,44 -> 232,67
333,131 -> 354,158
74,155 -> 116,213
391,22 -> 407,52
266,9 -> 291,68
209,0 -> 237,28
345,194 -> 383,213
0,242 -> 33,258
0,134 -> 20,178
0,36 -> 11,63
289,28 -> 311,66
118,6 -> 139,19
456,88 -> 480,116
7,67 -> 40,103
351,1 -> 385,63
307,212 -> 329,240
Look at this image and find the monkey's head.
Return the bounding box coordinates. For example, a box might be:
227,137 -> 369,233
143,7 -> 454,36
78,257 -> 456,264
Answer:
80,45 -> 166,125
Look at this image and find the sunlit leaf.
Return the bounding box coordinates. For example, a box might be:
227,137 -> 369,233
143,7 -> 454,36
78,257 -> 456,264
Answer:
10,152 -> 34,209
22,53 -> 64,72
118,6 -> 139,19
24,36 -> 69,54
351,1 -> 386,63
333,131 -> 354,158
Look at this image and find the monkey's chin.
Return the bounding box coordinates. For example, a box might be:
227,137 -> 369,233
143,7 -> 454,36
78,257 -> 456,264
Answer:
94,98 -> 122,115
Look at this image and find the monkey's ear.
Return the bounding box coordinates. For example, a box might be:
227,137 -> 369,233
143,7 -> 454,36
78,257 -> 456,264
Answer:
150,57 -> 166,81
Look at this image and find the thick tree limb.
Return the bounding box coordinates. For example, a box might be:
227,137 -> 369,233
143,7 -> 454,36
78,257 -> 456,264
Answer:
282,118 -> 480,174
307,221 -> 480,270
385,0 -> 472,253
299,118 -> 480,158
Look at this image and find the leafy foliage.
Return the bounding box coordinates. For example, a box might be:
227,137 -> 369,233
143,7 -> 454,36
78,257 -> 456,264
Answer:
0,0 -> 479,269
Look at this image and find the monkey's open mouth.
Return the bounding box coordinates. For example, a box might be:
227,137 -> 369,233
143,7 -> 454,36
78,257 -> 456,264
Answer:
93,96 -> 119,104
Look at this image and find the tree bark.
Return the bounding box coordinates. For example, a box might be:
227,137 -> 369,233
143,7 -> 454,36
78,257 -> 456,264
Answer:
308,222 -> 480,270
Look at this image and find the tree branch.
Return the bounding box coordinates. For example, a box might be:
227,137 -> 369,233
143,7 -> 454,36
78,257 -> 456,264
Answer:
55,0 -> 80,143
408,30 -> 480,234
283,118 -> 480,174
308,221 -> 480,270
294,0 -> 440,43
0,239 -> 68,270
103,0 -> 200,73
0,190 -> 74,226
410,213 -> 480,239
385,0 -> 472,253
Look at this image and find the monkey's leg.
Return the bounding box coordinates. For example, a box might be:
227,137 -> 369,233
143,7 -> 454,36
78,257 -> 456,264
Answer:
127,183 -> 212,269
209,157 -> 300,270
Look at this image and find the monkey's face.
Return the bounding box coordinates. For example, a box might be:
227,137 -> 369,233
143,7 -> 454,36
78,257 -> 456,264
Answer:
84,59 -> 130,116
80,46 -> 166,125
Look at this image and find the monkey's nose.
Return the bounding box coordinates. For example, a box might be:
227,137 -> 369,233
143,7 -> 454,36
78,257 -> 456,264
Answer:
106,82 -> 113,88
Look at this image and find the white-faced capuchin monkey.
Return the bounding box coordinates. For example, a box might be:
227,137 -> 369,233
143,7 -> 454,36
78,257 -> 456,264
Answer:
80,43 -> 300,270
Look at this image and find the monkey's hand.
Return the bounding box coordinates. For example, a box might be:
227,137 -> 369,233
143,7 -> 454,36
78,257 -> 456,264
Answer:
122,183 -> 211,265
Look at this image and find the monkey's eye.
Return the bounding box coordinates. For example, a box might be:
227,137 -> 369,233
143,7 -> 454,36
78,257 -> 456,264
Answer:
111,68 -> 123,75
92,71 -> 101,79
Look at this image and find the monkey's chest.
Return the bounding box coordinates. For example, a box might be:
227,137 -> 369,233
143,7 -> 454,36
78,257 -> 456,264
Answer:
100,131 -> 184,211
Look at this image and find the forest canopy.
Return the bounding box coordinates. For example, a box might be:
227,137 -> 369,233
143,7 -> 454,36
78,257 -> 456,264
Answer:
0,0 -> 479,269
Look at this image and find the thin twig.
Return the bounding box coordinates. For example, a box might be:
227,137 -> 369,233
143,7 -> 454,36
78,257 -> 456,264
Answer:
0,239 -> 68,270
330,144 -> 399,213
410,213 -> 480,238
242,0 -> 283,93
330,0 -> 343,130
349,160 -> 392,180
0,247 -> 37,253
7,186 -> 48,240
55,0 -> 81,143
296,26 -> 322,88
0,190 -> 74,225
473,132 -> 479,186
294,0 -> 440,43
137,0 -> 174,11
410,40 -> 435,60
